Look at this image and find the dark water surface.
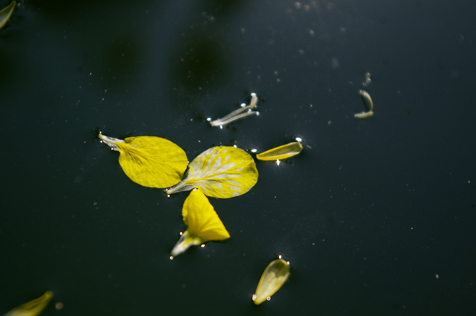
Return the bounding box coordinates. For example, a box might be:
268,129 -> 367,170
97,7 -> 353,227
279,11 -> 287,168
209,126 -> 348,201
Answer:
1,0 -> 475,315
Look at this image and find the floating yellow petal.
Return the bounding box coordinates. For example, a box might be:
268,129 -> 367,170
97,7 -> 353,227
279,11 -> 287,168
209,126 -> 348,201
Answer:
256,141 -> 303,161
99,134 -> 188,188
165,146 -> 258,199
4,291 -> 53,316
171,189 -> 230,257
252,258 -> 290,305
0,1 -> 15,30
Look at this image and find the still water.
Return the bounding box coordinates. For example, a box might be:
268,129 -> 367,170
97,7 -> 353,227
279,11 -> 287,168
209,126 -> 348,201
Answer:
1,0 -> 475,315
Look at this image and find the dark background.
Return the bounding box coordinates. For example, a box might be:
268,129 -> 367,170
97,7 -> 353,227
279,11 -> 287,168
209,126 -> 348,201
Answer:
1,0 -> 475,315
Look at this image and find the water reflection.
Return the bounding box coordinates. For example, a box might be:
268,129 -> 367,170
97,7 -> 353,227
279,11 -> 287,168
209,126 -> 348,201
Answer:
166,0 -> 251,113
166,27 -> 232,111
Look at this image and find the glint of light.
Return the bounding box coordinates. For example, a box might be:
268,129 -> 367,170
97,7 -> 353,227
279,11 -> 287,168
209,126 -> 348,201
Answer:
207,117 -> 212,122
251,149 -> 257,153
252,294 -> 257,301
276,159 -> 281,166
201,244 -> 205,248
169,256 -> 174,260
296,137 -> 302,142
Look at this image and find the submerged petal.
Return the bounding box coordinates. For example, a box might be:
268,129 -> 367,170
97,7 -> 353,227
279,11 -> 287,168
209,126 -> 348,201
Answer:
99,133 -> 188,188
165,146 -> 258,199
4,290 -> 53,316
252,258 -> 290,305
0,1 -> 16,30
171,189 -> 230,257
256,142 -> 303,161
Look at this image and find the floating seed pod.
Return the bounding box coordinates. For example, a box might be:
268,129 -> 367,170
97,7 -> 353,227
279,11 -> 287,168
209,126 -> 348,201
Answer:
256,141 -> 303,161
4,290 -> 53,316
252,257 -> 290,305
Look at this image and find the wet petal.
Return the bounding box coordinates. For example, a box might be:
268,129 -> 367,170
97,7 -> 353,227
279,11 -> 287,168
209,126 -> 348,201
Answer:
166,146 -> 258,199
252,258 -> 290,305
171,189 -> 230,257
355,90 -> 374,119
0,1 -> 15,30
209,93 -> 259,127
99,134 -> 188,188
256,142 -> 303,161
4,291 -> 53,316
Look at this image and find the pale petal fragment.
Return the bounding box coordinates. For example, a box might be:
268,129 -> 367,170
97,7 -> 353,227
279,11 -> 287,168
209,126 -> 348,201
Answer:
256,142 -> 303,161
4,290 -> 53,316
0,1 -> 15,30
171,189 -> 230,257
98,133 -> 188,188
252,258 -> 291,305
209,93 -> 259,127
355,89 -> 374,119
166,146 -> 258,199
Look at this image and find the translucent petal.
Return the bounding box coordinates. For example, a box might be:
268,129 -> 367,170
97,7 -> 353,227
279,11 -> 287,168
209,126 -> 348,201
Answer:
166,146 -> 258,199
4,291 -> 53,316
171,189 -> 230,257
209,93 -> 258,127
0,1 -> 15,30
252,259 -> 290,305
99,134 -> 188,188
355,89 -> 374,119
256,142 -> 303,161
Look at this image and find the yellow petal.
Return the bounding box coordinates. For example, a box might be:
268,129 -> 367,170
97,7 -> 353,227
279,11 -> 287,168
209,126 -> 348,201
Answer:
171,189 -> 230,257
4,291 -> 53,316
0,1 -> 15,30
166,146 -> 258,198
256,142 -> 303,161
252,259 -> 290,305
99,134 -> 188,188
183,189 -> 230,241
